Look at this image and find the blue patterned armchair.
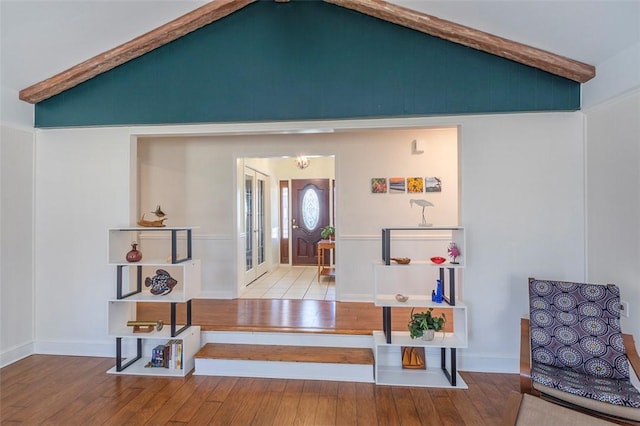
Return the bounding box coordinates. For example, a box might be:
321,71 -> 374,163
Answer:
521,278 -> 640,423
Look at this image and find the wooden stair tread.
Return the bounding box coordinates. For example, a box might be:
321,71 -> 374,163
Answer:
195,343 -> 374,365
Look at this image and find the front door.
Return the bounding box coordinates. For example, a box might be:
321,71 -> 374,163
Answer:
291,179 -> 330,266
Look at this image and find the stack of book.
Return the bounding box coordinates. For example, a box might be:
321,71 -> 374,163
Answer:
150,339 -> 183,369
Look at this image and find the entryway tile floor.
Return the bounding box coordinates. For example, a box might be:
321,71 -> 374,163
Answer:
239,266 -> 335,301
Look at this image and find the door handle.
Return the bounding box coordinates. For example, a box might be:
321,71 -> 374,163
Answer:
292,219 -> 299,229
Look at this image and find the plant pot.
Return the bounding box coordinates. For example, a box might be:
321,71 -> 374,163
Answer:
421,329 -> 435,341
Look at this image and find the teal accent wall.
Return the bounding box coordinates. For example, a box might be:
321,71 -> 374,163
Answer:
35,1 -> 580,128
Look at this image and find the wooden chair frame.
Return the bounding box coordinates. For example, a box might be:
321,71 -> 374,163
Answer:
520,318 -> 640,425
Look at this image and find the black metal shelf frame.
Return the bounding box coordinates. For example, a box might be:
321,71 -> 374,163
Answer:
379,227 -> 461,387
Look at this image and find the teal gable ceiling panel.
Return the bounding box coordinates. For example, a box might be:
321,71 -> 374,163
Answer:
35,1 -> 580,128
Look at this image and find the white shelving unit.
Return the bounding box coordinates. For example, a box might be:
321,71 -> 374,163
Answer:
373,226 -> 467,387
107,226 -> 201,376
373,332 -> 468,388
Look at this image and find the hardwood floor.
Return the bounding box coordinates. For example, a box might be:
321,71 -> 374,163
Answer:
1,354 -> 520,425
137,299 -> 453,334
2,299 -> 520,424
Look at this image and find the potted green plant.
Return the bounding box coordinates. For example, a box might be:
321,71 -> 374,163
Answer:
407,308 -> 446,341
320,225 -> 335,240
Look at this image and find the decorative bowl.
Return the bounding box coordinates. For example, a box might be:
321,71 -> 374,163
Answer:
395,294 -> 409,302
391,257 -> 411,265
430,256 -> 446,264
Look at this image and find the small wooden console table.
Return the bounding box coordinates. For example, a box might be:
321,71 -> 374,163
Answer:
317,239 -> 335,281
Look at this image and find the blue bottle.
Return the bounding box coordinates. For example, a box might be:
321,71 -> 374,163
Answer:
434,279 -> 443,303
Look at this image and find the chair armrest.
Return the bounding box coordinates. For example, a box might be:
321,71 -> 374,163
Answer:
623,333 -> 640,378
520,318 -> 533,394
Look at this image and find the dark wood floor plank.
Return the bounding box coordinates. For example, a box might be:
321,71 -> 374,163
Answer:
228,378 -> 271,425
374,386 -> 401,425
271,380 -> 304,425
187,400 -> 222,424
432,394 -> 466,425
464,371 -> 512,424
250,388 -> 285,425
409,387 -> 444,425
293,390 -> 320,425
392,386 -> 422,426
315,394 -> 338,425
145,375 -> 214,424
100,377 -> 176,424
170,376 -> 223,422
205,377 -> 257,425
355,382 -> 379,426
206,375 -> 239,402
336,381 -> 358,425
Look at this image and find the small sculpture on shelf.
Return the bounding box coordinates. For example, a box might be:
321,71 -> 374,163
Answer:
127,320 -> 163,333
401,347 -> 425,369
431,279 -> 444,303
152,205 -> 166,218
409,199 -> 434,227
145,269 -> 178,295
447,242 -> 460,264
126,241 -> 142,262
395,293 -> 409,302
137,204 -> 168,227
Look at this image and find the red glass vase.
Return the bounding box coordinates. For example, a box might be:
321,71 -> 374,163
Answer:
126,242 -> 142,262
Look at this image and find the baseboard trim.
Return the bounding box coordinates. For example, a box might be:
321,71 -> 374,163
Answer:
33,340 -> 113,358
0,341 -> 35,368
458,353 -> 519,374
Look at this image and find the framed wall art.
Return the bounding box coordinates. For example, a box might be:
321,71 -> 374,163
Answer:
425,176 -> 442,192
389,177 -> 405,193
371,178 -> 387,193
407,177 -> 424,193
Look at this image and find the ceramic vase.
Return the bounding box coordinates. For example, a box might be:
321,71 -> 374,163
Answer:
126,242 -> 142,262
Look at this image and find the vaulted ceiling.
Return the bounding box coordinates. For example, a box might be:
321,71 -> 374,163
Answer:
1,0 -> 639,106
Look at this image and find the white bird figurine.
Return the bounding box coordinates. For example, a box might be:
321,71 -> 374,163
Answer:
410,199 -> 434,226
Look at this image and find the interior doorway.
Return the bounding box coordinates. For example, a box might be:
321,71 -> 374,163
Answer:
238,155 -> 336,298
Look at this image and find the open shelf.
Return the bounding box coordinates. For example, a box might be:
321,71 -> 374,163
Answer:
373,226 -> 467,387
106,326 -> 200,377
107,227 -> 201,375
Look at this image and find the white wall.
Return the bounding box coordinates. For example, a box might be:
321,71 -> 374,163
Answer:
33,127 -> 132,356
585,88 -> 640,341
0,125 -> 35,366
24,113 -> 585,373
138,130 -> 457,299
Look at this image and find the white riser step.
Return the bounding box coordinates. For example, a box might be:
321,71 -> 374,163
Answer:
200,330 -> 373,347
194,358 -> 374,382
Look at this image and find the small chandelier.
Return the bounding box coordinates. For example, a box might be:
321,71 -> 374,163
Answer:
295,155 -> 310,169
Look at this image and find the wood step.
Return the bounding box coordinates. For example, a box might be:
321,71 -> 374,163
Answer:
195,343 -> 374,365
193,342 -> 375,382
